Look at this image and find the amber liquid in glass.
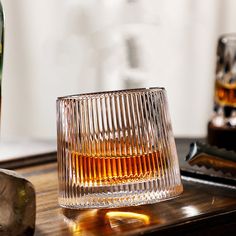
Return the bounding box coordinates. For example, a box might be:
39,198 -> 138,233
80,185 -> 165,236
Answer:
69,143 -> 166,186
215,80 -> 236,107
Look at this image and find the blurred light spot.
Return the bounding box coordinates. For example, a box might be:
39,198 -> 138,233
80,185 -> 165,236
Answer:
64,218 -> 81,235
181,206 -> 199,217
106,211 -> 150,228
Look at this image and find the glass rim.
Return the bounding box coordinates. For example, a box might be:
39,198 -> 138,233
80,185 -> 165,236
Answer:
57,87 -> 165,100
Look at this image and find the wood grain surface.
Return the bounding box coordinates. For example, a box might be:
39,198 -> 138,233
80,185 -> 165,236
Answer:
16,161 -> 236,236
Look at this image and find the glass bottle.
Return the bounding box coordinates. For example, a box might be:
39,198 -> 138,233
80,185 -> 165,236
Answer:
208,34 -> 236,151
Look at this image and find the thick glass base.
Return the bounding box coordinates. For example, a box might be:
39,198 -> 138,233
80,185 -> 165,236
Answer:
58,180 -> 183,209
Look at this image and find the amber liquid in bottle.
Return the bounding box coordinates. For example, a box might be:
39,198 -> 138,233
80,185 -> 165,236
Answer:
68,141 -> 166,186
215,80 -> 236,107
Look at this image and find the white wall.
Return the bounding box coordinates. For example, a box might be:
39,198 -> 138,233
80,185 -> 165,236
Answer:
1,0 -> 236,139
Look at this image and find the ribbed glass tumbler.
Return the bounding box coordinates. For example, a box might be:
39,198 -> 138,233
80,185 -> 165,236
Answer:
57,88 -> 183,209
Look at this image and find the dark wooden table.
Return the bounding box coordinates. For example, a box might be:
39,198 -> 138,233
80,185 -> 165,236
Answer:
10,139 -> 236,235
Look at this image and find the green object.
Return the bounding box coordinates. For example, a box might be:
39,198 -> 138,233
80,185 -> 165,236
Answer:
0,0 -> 4,114
0,168 -> 36,235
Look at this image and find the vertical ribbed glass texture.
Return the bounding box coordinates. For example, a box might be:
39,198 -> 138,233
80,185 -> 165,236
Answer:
57,88 -> 183,209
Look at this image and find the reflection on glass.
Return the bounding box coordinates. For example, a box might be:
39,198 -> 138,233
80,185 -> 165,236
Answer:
62,208 -> 152,236
63,209 -> 100,236
106,211 -> 150,231
64,218 -> 81,236
106,211 -> 150,224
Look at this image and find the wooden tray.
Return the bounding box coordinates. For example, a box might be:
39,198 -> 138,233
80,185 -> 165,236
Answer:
8,138 -> 235,235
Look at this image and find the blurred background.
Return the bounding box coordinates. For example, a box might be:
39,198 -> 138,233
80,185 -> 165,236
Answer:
1,0 -> 236,140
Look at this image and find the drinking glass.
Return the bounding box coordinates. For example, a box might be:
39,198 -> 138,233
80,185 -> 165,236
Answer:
57,88 -> 183,209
